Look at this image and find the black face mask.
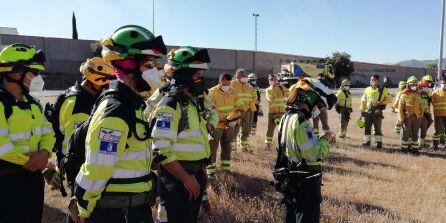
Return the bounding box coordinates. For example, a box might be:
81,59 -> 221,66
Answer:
189,76 -> 205,96
134,73 -> 152,92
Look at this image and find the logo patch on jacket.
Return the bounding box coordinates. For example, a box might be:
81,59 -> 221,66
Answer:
156,113 -> 173,130
98,128 -> 122,155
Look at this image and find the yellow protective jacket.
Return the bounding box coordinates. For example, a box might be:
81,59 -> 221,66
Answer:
419,90 -> 431,114
231,80 -> 254,112
398,90 -> 425,121
391,90 -> 403,111
266,85 -> 288,113
0,87 -> 55,166
249,86 -> 258,112
208,85 -> 242,129
336,89 -> 352,109
151,90 -> 211,165
75,81 -> 153,218
56,82 -> 96,155
431,89 -> 446,116
360,86 -> 392,112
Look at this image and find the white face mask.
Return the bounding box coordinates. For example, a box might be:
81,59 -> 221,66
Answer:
410,86 -> 417,91
269,80 -> 276,86
29,75 -> 45,91
441,84 -> 446,89
311,106 -> 321,119
141,67 -> 161,88
370,80 -> 375,86
221,85 -> 230,92
343,86 -> 350,90
251,81 -> 256,85
240,77 -> 249,83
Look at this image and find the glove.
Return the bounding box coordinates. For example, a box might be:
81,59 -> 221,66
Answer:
68,196 -> 81,223
42,167 -> 62,191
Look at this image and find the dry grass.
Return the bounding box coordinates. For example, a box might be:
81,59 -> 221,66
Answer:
38,91 -> 446,223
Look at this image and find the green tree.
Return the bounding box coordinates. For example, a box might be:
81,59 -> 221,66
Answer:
324,51 -> 354,81
90,41 -> 102,57
426,63 -> 437,70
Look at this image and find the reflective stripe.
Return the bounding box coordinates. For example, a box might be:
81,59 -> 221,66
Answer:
153,129 -> 177,139
32,127 -> 42,135
374,135 -> 383,142
76,174 -> 107,191
9,132 -> 31,141
364,135 -> 372,141
173,143 -> 204,153
59,125 -> 65,132
178,129 -> 202,139
0,128 -> 8,136
299,140 -> 315,152
120,150 -> 150,161
217,105 -> 234,111
0,142 -> 14,155
86,149 -> 118,166
153,140 -> 171,148
111,169 -> 148,179
41,126 -> 53,134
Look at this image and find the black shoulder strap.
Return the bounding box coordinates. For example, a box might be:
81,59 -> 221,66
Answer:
0,90 -> 13,120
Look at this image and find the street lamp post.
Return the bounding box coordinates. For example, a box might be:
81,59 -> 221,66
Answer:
152,0 -> 155,35
438,0 -> 445,80
253,13 -> 259,51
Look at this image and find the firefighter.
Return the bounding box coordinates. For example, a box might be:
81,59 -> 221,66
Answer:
43,57 -> 116,191
273,77 -> 336,223
74,25 -> 167,223
265,74 -> 288,148
431,79 -> 446,150
0,43 -> 55,223
335,79 -> 353,138
206,73 -> 242,177
360,74 -> 392,149
418,75 -> 434,148
392,80 -> 407,134
151,46 -> 211,223
398,76 -> 424,154
312,73 -> 330,136
248,73 -> 262,135
231,68 -> 255,152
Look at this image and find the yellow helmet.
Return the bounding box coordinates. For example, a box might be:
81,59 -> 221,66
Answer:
422,75 -> 433,82
289,77 -> 337,109
80,57 -> 116,86
407,76 -> 418,84
341,79 -> 351,86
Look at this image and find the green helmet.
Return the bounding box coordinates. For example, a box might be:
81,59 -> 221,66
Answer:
407,76 -> 418,84
341,79 -> 351,86
398,80 -> 407,88
0,43 -> 46,74
357,117 -> 365,128
101,25 -> 167,62
422,75 -> 433,82
164,46 -> 210,77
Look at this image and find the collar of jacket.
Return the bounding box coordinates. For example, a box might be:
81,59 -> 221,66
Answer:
106,80 -> 145,109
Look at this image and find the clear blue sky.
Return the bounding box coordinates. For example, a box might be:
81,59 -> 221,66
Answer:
0,0 -> 443,64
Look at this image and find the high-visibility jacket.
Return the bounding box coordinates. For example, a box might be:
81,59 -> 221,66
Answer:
75,81 -> 153,218
431,89 -> 446,116
231,80 -> 254,112
266,85 -> 288,113
151,90 -> 211,165
249,87 -> 258,112
58,82 -> 96,155
208,85 -> 242,129
398,90 -> 425,121
0,86 -> 55,165
420,91 -> 431,114
360,86 -> 392,112
279,110 -> 330,166
336,90 -> 352,108
391,90 -> 403,111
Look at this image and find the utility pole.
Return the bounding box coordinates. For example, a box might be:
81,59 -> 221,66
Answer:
252,13 -> 259,51
438,0 -> 445,80
152,0 -> 155,34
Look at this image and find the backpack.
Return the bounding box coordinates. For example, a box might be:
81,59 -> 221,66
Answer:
0,87 -> 42,119
61,91 -> 151,196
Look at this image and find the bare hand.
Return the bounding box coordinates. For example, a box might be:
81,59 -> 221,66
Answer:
23,150 -> 49,172
323,131 -> 336,144
183,174 -> 200,201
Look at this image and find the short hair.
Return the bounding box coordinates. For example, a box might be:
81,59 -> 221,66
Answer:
235,68 -> 246,78
372,74 -> 380,80
219,73 -> 232,82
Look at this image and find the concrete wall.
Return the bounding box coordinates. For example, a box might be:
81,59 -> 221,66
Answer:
0,34 -> 432,89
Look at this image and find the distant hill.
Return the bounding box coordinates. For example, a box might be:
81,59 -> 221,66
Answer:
395,59 -> 446,69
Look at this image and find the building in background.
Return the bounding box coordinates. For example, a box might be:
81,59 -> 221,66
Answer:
0,33 -> 433,89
